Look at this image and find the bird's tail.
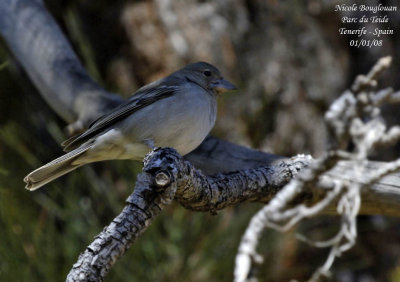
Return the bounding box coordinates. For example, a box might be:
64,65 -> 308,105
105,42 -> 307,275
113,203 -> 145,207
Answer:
24,145 -> 91,191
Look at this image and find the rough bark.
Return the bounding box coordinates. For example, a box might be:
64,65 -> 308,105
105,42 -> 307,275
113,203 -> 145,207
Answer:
66,169 -> 177,281
66,148 -> 310,281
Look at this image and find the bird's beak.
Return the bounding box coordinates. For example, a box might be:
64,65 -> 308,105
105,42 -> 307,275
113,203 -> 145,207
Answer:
210,79 -> 237,94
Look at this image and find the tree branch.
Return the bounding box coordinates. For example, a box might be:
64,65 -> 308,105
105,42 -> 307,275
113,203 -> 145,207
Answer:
66,145 -> 400,280
66,147 -> 311,281
0,0 -> 124,134
66,152 -> 180,281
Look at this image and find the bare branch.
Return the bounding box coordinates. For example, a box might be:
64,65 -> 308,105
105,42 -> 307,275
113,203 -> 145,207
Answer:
234,56 -> 400,282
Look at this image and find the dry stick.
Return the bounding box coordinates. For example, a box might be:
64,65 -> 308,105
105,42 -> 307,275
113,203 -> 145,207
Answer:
234,57 -> 400,282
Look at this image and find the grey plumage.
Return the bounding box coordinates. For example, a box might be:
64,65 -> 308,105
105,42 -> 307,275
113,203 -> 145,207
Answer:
24,62 -> 236,191
24,144 -> 90,190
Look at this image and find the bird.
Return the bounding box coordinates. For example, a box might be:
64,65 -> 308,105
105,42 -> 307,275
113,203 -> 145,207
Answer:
24,62 -> 236,191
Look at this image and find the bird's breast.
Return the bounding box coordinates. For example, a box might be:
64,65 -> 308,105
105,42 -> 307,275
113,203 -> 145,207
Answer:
121,85 -> 217,156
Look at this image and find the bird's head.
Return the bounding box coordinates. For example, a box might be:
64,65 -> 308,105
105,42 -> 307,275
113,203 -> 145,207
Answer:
179,62 -> 237,95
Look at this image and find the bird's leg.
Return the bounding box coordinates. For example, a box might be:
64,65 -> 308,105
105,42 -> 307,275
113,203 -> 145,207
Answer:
142,138 -> 162,166
143,138 -> 158,150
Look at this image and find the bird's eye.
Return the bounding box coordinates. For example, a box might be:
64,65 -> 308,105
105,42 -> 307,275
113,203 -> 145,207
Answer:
203,70 -> 212,77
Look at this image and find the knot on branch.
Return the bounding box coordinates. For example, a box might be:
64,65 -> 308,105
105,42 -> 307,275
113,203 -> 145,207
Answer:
143,147 -> 182,178
142,147 -> 184,195
155,171 -> 171,187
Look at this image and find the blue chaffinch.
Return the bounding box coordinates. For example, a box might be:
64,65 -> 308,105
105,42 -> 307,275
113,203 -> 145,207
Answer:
24,62 -> 236,190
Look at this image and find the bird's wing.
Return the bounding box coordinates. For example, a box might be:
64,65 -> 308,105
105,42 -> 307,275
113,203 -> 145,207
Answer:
62,84 -> 178,151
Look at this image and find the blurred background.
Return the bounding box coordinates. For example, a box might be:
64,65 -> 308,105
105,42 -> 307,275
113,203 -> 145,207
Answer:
1,0 -> 400,281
